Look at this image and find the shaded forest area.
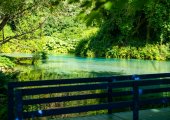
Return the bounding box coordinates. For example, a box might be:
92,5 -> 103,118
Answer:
0,0 -> 170,60
75,0 -> 170,60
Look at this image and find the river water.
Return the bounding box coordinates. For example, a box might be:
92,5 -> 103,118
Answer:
2,53 -> 170,81
45,54 -> 170,74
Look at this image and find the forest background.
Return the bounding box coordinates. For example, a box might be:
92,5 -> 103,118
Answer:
0,0 -> 169,61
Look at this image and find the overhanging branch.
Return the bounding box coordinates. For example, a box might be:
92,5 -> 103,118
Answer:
0,18 -> 46,46
0,3 -> 38,31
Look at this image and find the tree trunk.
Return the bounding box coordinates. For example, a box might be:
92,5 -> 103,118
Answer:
131,18 -> 146,37
146,21 -> 151,43
0,15 -> 10,31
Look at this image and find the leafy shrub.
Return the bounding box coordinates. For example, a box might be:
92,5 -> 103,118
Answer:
0,56 -> 15,68
0,71 -> 18,120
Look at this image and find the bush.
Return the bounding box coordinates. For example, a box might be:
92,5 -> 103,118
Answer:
0,71 -> 18,120
75,37 -> 170,60
0,56 -> 15,69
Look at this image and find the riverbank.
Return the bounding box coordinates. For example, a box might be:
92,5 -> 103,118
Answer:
76,42 -> 170,61
1,37 -> 170,61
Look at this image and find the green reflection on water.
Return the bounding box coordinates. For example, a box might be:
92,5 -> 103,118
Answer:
10,54 -> 170,81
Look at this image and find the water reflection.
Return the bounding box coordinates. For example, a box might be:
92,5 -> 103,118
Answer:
7,54 -> 170,81
43,55 -> 170,74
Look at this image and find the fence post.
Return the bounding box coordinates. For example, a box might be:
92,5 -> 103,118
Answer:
15,90 -> 23,120
8,83 -> 14,120
133,81 -> 139,120
108,79 -> 113,114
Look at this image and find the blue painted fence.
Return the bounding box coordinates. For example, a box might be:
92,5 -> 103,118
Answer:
8,73 -> 170,120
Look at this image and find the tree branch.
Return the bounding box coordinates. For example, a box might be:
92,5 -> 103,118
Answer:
0,19 -> 46,46
0,15 -> 10,31
0,2 -> 38,31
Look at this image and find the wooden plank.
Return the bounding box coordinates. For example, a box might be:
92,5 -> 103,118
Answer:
133,83 -> 139,120
136,79 -> 170,86
20,83 -> 108,95
108,80 -> 113,114
139,97 -> 170,105
9,73 -> 170,88
131,73 -> 170,80
23,93 -> 108,105
8,77 -> 111,88
8,84 -> 14,120
142,87 -> 170,94
110,78 -> 170,88
15,90 -> 23,120
18,78 -> 170,96
21,81 -> 141,96
23,101 -> 133,118
23,90 -> 132,105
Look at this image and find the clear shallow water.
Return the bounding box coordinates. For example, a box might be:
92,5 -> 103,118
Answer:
45,54 -> 170,75
2,53 -> 170,80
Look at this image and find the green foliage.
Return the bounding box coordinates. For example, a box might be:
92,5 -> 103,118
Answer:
32,51 -> 41,64
0,71 -> 18,120
0,70 -> 18,95
0,0 -> 24,15
0,56 -> 15,68
41,51 -> 48,60
31,51 -> 49,65
75,0 -> 170,60
75,0 -> 170,43
0,57 -> 18,120
0,0 -> 97,55
1,0 -> 169,61
105,44 -> 170,60
0,0 -> 64,46
75,28 -> 170,60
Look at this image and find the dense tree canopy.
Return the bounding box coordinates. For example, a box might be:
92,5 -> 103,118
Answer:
1,0 -> 169,44
73,0 -> 170,60
0,0 -> 56,45
76,0 -> 170,42
0,0 -> 169,60
0,0 -> 95,53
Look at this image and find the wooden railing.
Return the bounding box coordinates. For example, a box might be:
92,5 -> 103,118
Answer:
8,73 -> 170,120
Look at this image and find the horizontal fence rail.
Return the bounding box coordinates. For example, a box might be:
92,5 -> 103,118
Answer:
8,73 -> 170,120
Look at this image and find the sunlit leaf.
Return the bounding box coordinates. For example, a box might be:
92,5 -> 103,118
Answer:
104,1 -> 113,10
